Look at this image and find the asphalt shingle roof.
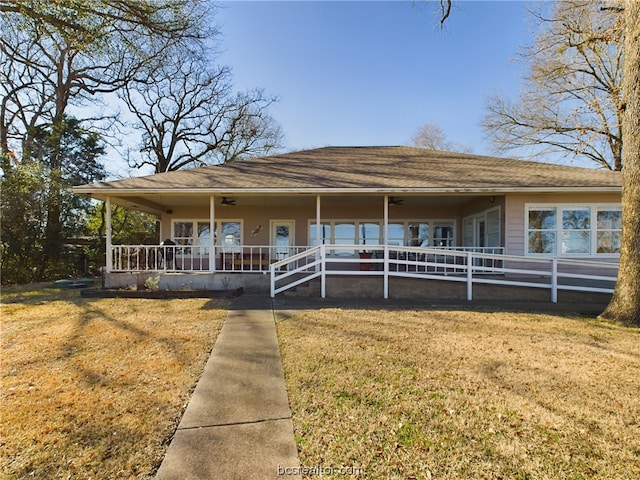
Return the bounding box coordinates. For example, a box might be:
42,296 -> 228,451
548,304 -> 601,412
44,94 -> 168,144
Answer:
73,146 -> 621,194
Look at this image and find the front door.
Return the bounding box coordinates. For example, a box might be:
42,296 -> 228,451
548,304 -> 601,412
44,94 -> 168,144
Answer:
270,220 -> 295,261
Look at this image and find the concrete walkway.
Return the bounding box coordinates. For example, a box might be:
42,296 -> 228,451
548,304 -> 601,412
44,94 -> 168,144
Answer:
155,295 -> 301,480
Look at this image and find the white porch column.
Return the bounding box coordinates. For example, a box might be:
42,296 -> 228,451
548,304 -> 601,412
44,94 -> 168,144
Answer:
316,195 -> 321,245
383,195 -> 389,244
209,195 -> 216,272
105,196 -> 112,273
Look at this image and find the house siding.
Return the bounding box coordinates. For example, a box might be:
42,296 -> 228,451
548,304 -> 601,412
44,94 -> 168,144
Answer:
160,197 -> 494,248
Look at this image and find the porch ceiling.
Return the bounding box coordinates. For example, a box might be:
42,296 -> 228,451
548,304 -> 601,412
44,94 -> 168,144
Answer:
110,193 -> 486,213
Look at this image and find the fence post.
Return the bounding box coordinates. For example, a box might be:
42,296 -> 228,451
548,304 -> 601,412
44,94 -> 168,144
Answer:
320,244 -> 326,298
467,251 -> 473,301
270,263 -> 275,298
551,258 -> 558,303
383,245 -> 389,299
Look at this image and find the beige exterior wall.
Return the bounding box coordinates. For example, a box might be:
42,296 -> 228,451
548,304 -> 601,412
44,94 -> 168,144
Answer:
158,196 -> 499,247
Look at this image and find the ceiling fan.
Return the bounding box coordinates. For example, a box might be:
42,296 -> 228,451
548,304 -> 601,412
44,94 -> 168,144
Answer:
221,197 -> 236,206
388,197 -> 404,206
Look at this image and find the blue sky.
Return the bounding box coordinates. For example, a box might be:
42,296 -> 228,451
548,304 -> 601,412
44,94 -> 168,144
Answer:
215,0 -> 537,155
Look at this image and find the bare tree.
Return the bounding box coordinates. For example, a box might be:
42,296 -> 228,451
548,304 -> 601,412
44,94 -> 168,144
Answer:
120,55 -> 284,173
482,1 -> 623,170
0,1 -> 204,43
437,0 -> 638,325
0,0 -> 210,165
409,121 -> 471,152
600,0 -> 640,325
0,0 -> 209,275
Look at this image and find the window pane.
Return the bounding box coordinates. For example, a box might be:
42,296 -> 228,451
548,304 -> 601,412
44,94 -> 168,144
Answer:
387,223 -> 404,246
528,231 -> 556,254
434,223 -> 454,247
407,222 -> 429,247
334,222 -> 355,244
463,218 -> 474,247
487,210 -> 500,234
597,231 -> 621,253
529,209 -> 556,229
597,209 -> 622,230
562,208 -> 590,230
561,231 -> 590,254
173,222 -> 193,246
309,222 -> 330,247
197,222 -> 211,254
359,222 -> 380,245
486,210 -> 501,248
220,222 -> 241,251
334,222 -> 355,255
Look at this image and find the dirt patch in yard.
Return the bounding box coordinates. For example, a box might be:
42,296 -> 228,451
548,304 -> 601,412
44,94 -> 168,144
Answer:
277,308 -> 640,479
1,284 -> 229,479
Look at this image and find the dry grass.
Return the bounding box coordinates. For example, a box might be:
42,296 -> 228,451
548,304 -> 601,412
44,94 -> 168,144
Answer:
277,308 -> 640,479
1,284 -> 229,479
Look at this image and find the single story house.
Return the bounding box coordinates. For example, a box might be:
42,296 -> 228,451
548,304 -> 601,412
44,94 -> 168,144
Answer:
72,146 -> 621,300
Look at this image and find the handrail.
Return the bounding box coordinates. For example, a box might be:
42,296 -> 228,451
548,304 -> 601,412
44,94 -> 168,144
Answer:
270,245 -> 323,297
269,244 -> 618,302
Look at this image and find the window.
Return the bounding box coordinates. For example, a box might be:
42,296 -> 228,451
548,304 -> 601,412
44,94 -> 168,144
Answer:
387,223 -> 405,246
561,208 -> 590,254
463,217 -> 474,247
307,220 -> 455,249
334,222 -> 355,255
173,222 -> 194,247
172,220 -> 242,254
408,222 -> 429,246
526,205 -> 621,256
486,209 -> 501,248
197,222 -> 211,253
309,222 -> 330,247
433,223 -> 454,247
528,208 -> 556,254
219,221 -> 241,252
596,208 -> 622,253
359,222 -> 381,246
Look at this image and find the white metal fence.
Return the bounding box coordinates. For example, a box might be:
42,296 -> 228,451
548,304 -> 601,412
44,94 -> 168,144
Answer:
269,245 -> 618,303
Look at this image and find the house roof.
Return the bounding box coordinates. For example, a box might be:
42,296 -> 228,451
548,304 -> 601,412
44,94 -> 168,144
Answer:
73,146 -> 621,200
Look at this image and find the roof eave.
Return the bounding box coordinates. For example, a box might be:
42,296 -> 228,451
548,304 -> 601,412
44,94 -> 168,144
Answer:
72,186 -> 622,199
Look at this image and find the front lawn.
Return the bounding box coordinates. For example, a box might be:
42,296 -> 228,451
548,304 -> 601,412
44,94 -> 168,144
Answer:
277,308 -> 640,479
1,284 -> 229,479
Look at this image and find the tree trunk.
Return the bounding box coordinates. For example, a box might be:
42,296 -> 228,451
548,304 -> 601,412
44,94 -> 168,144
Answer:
600,0 -> 640,326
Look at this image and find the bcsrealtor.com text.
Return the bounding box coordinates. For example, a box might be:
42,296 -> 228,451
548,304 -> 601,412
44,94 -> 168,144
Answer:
277,464 -> 365,476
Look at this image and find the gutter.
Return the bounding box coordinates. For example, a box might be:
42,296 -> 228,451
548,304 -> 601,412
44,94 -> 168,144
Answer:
70,186 -> 622,197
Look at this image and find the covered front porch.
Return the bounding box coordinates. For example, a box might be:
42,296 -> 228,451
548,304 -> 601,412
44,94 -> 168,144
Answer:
97,191 -> 618,301
102,192 -> 505,274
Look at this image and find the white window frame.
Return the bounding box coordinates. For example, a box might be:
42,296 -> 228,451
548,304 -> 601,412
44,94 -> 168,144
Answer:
524,204 -> 621,257
307,219 -> 456,248
171,219 -> 244,253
